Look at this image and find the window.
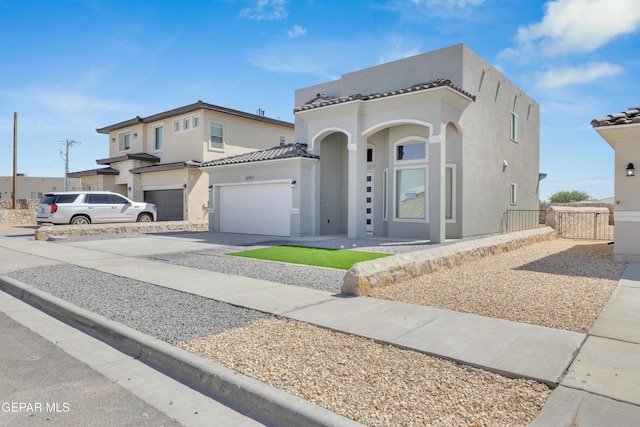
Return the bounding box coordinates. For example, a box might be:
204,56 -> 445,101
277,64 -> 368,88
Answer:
174,120 -> 181,133
396,142 -> 425,161
280,135 -> 286,145
510,113 -> 519,142
88,184 -> 102,191
367,143 -> 375,163
210,123 -> 223,150
184,118 -> 190,130
194,116 -> 200,128
395,168 -> 426,220
445,166 -> 455,221
383,168 -> 388,221
510,183 -> 518,206
153,125 -> 164,151
118,132 -> 132,151
393,139 -> 428,221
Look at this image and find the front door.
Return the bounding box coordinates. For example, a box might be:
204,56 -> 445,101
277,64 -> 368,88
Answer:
366,171 -> 374,234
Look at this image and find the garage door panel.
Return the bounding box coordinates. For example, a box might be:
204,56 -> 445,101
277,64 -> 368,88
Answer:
144,189 -> 184,222
219,183 -> 291,236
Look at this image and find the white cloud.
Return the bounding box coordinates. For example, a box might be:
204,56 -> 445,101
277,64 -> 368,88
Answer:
240,0 -> 288,21
507,0 -> 640,58
287,24 -> 307,39
534,62 -> 624,90
409,0 -> 484,7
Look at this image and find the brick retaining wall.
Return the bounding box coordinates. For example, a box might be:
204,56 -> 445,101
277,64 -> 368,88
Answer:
342,227 -> 557,296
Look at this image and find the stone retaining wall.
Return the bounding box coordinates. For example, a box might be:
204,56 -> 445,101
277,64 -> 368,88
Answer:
35,221 -> 209,240
0,199 -> 39,226
342,227 -> 557,296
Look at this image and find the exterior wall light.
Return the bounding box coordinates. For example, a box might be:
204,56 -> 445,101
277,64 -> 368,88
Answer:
627,163 -> 635,177
208,185 -> 213,192
291,180 -> 297,188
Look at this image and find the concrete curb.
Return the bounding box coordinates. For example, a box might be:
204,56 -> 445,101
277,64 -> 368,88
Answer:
0,275 -> 363,427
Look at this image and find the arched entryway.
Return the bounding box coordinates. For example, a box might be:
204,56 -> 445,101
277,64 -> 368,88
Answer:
318,132 -> 349,235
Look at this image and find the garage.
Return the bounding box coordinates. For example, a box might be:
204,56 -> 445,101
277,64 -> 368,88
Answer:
144,189 -> 184,221
218,182 -> 291,236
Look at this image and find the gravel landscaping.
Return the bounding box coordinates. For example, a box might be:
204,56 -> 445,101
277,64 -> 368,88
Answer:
5,236 -> 625,426
371,239 -> 626,333
179,318 -> 550,427
144,251 -> 345,292
7,264 -> 270,344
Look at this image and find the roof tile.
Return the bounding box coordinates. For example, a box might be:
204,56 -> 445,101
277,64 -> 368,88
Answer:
591,107 -> 640,127
200,143 -> 318,167
294,79 -> 476,113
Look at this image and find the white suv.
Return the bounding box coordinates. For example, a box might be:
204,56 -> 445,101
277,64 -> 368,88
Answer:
37,191 -> 157,225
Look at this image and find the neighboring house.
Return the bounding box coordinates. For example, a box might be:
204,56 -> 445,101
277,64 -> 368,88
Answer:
592,106 -> 640,262
204,44 -> 541,240
69,101 -> 294,222
0,175 -> 81,200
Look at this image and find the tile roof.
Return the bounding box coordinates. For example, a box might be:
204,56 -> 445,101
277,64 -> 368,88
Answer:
591,107 -> 640,127
294,79 -> 476,113
97,100 -> 293,134
200,143 -> 319,167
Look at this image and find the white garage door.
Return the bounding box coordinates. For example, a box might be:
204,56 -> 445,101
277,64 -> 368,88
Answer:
219,182 -> 292,236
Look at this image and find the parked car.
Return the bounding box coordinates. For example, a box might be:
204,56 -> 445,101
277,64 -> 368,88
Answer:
37,191 -> 157,225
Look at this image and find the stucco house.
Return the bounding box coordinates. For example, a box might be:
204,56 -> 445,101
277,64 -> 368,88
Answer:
1,175 -> 81,201
69,101 -> 294,222
592,106 -> 640,262
204,44 -> 541,241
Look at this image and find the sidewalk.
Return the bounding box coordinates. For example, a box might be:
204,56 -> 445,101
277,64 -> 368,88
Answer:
2,231 -> 640,425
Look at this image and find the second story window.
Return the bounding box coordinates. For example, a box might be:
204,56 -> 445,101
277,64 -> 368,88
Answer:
174,120 -> 181,133
510,112 -> 519,142
184,118 -> 190,130
118,132 -> 132,152
194,116 -> 200,128
154,125 -> 164,151
210,123 -> 223,150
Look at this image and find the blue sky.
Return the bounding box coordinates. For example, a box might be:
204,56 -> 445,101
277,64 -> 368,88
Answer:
1,0 -> 639,201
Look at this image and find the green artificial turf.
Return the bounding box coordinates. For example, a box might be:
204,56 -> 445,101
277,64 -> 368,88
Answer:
227,245 -> 393,270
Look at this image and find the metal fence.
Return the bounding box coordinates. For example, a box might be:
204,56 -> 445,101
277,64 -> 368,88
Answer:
556,211 -> 614,240
502,210 -> 545,233
502,209 -> 615,241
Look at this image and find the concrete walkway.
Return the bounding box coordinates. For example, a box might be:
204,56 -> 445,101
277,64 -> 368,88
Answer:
530,262 -> 640,426
1,231 -> 640,425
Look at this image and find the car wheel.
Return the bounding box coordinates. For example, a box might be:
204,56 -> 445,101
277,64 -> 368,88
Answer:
137,213 -> 153,222
70,216 -> 90,225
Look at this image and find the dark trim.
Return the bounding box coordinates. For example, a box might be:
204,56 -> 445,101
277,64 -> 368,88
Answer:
130,161 -> 202,174
67,167 -> 120,178
96,153 -> 161,165
97,100 -> 294,134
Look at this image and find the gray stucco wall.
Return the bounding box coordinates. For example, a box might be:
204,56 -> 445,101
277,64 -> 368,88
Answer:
459,46 -> 540,237
206,157 -> 318,236
294,43 -> 540,240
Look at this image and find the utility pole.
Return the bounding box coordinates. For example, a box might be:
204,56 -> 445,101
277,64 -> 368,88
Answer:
59,139 -> 80,191
12,112 -> 17,209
